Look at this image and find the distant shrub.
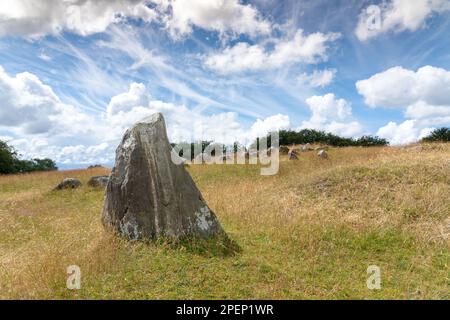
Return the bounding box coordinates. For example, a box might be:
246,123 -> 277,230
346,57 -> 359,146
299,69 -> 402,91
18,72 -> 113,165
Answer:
354,135 -> 389,147
0,140 -> 57,174
421,128 -> 450,142
88,164 -> 104,169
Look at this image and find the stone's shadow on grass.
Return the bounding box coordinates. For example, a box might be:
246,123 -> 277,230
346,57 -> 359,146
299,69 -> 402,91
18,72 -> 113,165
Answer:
104,222 -> 241,258
154,234 -> 242,258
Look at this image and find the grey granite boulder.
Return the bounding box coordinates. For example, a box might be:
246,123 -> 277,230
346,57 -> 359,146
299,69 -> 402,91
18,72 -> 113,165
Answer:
102,113 -> 225,240
87,176 -> 109,188
288,150 -> 299,160
54,178 -> 82,190
317,149 -> 328,159
301,143 -> 312,152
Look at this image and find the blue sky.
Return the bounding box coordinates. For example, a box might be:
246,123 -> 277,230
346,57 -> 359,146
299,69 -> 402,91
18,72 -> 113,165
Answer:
0,0 -> 449,168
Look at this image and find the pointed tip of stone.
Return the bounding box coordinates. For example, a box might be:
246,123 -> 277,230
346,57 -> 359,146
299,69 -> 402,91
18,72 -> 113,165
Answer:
136,112 -> 165,126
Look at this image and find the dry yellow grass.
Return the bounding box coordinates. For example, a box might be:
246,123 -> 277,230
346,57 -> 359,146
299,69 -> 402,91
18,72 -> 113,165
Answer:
0,144 -> 449,299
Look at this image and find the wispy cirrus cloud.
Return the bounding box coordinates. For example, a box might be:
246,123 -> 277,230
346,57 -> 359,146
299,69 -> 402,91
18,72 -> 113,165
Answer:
296,69 -> 336,88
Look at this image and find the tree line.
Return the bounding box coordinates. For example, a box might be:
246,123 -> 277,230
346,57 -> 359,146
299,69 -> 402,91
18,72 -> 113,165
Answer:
173,127 -> 450,160
1,127 -> 448,173
271,127 -> 449,147
0,140 -> 57,174
266,129 -> 389,148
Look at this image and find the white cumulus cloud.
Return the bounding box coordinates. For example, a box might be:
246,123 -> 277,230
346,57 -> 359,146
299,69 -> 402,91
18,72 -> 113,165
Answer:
376,120 -> 433,145
0,0 -> 157,38
356,65 -> 450,144
204,30 -> 340,74
107,82 -> 150,115
356,0 -> 450,41
356,65 -> 450,109
299,93 -> 363,137
0,65 -> 93,135
154,0 -> 271,39
250,114 -> 290,138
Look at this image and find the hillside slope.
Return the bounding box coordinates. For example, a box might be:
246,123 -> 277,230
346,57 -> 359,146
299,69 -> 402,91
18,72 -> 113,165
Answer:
0,144 -> 448,299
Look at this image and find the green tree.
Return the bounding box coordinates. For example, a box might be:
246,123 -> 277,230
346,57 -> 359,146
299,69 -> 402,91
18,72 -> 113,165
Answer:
33,158 -> 58,171
0,140 -> 58,174
0,140 -> 18,174
422,128 -> 450,142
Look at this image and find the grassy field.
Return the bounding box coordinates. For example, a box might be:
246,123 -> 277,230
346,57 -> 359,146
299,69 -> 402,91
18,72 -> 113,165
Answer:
0,144 -> 449,299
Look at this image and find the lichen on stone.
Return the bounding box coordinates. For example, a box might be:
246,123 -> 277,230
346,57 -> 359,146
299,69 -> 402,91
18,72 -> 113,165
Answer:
119,218 -> 140,240
195,206 -> 213,231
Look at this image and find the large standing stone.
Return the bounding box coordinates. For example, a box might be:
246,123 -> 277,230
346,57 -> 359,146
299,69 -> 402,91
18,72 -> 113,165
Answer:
102,113 -> 225,240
